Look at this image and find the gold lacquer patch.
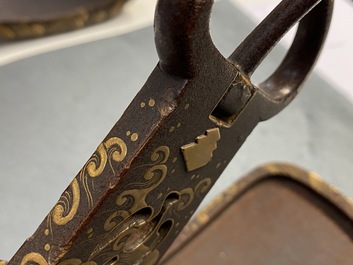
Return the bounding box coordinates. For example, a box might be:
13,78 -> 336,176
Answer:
181,128 -> 221,172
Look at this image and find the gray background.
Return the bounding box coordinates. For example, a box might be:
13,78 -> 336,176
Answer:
1,0 -> 353,260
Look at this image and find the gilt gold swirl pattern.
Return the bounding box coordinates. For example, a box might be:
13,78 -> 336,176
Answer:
58,259 -> 97,265
50,137 -> 127,227
86,137 -> 127,178
176,188 -> 194,211
113,146 -> 170,215
17,137 -> 128,265
55,143 -> 215,265
195,178 -> 212,198
20,253 -> 48,265
52,178 -> 80,226
57,146 -> 171,264
86,143 -> 107,178
81,137 -> 127,208
23,135 -> 214,265
103,210 -> 130,232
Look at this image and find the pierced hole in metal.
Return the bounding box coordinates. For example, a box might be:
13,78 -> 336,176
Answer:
107,256 -> 119,265
252,25 -> 297,84
164,192 -> 180,204
131,207 -> 153,220
210,76 -> 253,128
158,220 -> 173,239
123,207 -> 154,252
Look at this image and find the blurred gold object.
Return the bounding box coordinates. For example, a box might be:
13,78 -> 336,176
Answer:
163,163 -> 353,265
0,0 -> 129,40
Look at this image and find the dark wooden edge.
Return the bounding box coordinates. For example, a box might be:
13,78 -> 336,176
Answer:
0,0 -> 129,40
160,162 -> 353,263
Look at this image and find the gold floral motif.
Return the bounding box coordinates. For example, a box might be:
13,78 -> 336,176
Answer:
52,178 -> 80,226
20,253 -> 48,265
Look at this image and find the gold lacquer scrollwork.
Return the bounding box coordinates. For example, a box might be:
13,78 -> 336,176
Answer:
114,146 -> 170,215
52,178 -> 80,226
20,253 -> 48,265
54,139 -> 216,265
86,143 -> 107,178
58,259 -> 97,265
50,137 -> 127,228
175,188 -> 194,211
195,178 -> 212,198
65,146 -> 171,264
36,136 -> 128,265
170,178 -> 212,216
82,137 -> 127,208
86,137 -> 127,178
103,210 -> 130,232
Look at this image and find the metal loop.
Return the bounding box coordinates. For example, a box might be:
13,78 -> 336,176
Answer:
229,0 -> 334,117
155,0 -> 333,116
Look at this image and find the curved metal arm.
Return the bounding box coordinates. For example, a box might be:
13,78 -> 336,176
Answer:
154,0 -> 215,78
230,0 -> 333,118
155,0 -> 333,120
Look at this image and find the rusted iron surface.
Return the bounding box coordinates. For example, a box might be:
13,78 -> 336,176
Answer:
162,163 -> 353,265
5,0 -> 333,264
0,0 -> 129,40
